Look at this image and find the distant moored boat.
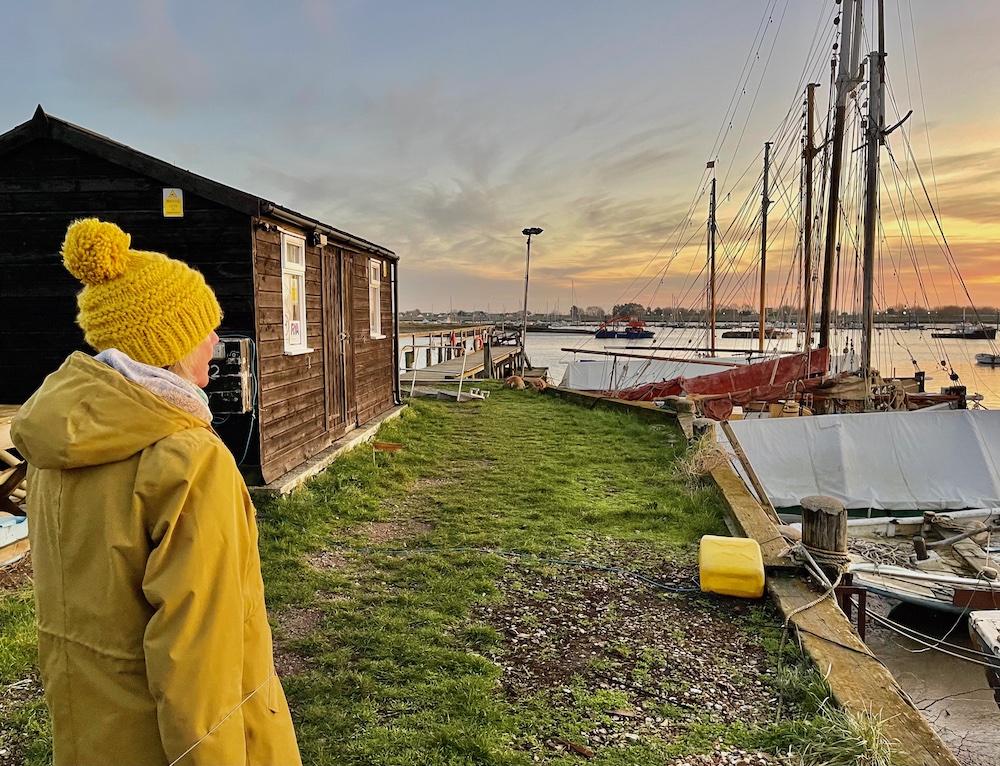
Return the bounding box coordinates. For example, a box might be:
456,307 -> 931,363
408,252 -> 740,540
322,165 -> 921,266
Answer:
594,316 -> 654,339
931,323 -> 996,340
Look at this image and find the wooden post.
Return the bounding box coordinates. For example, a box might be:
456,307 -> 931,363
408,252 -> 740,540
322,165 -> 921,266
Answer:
720,420 -> 781,524
483,340 -> 494,379
800,495 -> 847,555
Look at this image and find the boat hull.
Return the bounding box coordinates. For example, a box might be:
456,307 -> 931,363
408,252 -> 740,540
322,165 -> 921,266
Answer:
720,329 -> 793,339
969,610 -> 1000,705
594,330 -> 654,339
930,328 -> 997,339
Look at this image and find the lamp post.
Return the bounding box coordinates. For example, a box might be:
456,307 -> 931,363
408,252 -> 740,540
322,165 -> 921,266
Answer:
520,227 -> 543,376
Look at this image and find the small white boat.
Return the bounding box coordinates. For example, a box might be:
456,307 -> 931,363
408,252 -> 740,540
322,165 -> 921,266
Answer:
975,352 -> 1000,366
0,514 -> 29,567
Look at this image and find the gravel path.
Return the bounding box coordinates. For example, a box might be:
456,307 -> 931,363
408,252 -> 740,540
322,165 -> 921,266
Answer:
473,542 -> 789,762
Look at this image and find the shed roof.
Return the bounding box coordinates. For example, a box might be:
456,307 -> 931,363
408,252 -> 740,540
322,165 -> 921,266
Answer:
0,106 -> 397,260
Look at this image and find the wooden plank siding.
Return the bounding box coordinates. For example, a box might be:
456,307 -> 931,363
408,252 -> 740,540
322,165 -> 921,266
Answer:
1,109 -> 399,487
350,253 -> 396,425
0,139 -> 256,409
253,235 -> 397,483
321,248 -> 346,436
254,225 -> 331,482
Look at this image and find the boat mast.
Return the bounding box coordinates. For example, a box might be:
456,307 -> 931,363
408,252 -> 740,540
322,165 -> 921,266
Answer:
759,141 -> 771,353
802,83 -> 819,349
860,2 -> 886,386
708,173 -> 717,355
818,0 -> 864,349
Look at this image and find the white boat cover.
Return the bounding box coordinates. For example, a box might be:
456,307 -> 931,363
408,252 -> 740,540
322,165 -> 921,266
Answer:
560,356 -> 748,391
722,409 -> 1000,511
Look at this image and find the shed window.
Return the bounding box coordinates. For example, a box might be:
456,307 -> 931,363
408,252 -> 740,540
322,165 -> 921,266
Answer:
369,259 -> 384,338
281,231 -> 310,353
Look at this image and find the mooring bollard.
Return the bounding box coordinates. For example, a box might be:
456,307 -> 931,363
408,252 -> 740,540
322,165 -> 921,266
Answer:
799,494 -> 850,592
800,495 -> 847,556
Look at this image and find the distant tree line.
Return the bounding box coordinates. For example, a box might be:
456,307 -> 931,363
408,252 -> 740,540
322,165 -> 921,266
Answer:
402,302 -> 1000,325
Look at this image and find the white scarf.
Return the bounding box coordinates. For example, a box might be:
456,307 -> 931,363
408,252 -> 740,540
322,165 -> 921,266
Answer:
95,349 -> 212,424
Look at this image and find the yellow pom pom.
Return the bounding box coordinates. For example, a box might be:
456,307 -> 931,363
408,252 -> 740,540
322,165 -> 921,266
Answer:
61,218 -> 132,285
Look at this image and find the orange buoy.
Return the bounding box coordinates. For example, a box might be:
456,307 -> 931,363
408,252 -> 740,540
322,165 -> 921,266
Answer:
474,335 -> 483,350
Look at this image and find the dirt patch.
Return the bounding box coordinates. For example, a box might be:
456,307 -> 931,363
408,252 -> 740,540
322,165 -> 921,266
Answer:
0,550 -> 32,593
0,674 -> 44,766
411,477 -> 454,490
308,550 -> 350,571
355,520 -> 433,544
276,607 -> 322,640
471,547 -> 782,756
273,646 -> 311,678
271,607 -> 322,679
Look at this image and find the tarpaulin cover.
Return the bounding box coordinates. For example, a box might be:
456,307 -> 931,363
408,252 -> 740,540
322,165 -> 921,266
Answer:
559,356 -> 748,391
618,348 -> 830,405
722,408 -> 1000,511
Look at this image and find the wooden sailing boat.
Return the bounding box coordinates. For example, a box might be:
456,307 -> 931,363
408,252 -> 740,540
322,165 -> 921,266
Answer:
616,0 -> 980,417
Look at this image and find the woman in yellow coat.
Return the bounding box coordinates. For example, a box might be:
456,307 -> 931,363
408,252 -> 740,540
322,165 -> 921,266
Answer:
12,219 -> 302,766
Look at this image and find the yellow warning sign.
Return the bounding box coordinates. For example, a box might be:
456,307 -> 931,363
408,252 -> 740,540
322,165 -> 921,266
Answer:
162,188 -> 184,218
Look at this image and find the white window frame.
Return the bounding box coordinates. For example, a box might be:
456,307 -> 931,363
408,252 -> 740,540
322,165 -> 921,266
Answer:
369,258 -> 384,339
280,230 -> 312,354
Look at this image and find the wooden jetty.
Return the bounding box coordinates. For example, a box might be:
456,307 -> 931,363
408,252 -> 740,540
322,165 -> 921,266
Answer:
404,347 -> 516,383
398,324 -> 535,384
542,386 -> 962,766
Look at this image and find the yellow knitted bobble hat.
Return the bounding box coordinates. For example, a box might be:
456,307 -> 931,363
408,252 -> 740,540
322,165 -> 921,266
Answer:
61,218 -> 222,368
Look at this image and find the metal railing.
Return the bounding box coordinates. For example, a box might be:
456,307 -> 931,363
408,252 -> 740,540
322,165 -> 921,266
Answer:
400,343 -> 471,401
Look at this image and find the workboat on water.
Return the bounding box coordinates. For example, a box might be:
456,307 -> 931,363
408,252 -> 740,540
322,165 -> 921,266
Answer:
720,327 -> 792,340
594,316 -> 654,340
931,323 -> 997,340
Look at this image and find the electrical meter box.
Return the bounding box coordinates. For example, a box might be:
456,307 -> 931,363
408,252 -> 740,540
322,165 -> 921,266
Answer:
205,338 -> 253,414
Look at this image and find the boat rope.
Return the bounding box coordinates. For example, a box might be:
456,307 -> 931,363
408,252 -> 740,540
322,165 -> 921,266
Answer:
863,608 -> 1000,671
781,541 -> 850,626
793,540 -> 852,572
848,538 -> 914,569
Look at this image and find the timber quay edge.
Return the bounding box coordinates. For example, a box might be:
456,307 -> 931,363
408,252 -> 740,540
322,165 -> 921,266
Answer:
542,385 -> 962,766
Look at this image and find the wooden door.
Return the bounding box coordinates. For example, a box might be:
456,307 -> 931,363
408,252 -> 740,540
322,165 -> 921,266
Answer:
321,249 -> 345,434
341,250 -> 358,429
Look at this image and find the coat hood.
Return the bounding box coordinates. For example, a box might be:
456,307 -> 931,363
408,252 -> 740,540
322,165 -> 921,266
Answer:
12,352 -> 207,470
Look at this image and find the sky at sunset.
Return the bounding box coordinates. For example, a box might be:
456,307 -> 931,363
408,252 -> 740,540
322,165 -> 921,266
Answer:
3,0 -> 999,314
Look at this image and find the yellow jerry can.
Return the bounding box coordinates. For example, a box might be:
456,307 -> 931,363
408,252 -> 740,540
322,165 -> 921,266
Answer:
699,535 -> 765,598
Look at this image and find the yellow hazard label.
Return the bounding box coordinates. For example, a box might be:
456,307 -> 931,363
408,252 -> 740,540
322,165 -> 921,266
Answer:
162,188 -> 184,217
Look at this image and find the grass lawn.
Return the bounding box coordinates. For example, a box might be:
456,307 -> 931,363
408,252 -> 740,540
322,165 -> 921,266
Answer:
0,385 -> 892,765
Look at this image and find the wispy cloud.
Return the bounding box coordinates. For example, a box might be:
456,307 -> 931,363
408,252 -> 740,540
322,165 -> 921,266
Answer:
60,0 -> 214,116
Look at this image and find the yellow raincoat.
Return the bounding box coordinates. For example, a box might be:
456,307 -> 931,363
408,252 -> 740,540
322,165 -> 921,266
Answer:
11,353 -> 301,766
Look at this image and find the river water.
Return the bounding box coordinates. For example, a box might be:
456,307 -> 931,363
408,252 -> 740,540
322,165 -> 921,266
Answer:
521,326 -> 1000,408
865,599 -> 1000,766
522,326 -> 1000,762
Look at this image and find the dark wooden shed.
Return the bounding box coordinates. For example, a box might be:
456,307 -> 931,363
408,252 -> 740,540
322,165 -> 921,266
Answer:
0,107 -> 400,484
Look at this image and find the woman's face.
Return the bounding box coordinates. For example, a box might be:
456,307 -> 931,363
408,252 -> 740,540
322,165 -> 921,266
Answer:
184,331 -> 220,388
